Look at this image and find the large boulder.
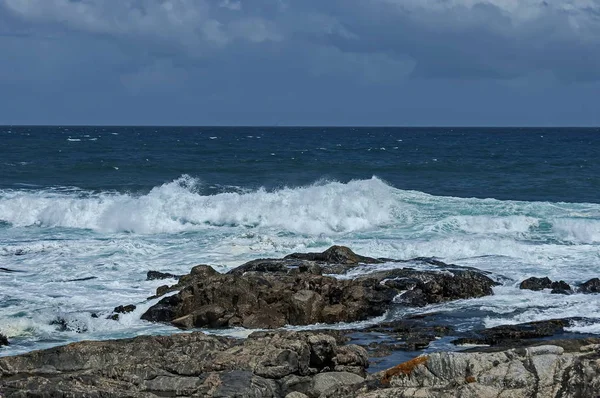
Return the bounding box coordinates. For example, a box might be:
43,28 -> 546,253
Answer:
0,330 -> 368,398
141,264 -> 497,329
142,266 -> 398,329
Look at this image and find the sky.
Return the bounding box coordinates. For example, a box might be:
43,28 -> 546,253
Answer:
0,0 -> 599,126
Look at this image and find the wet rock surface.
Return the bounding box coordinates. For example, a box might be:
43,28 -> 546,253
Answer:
0,333 -> 7,347
146,270 -> 179,281
140,246 -> 497,329
519,277 -> 573,293
452,318 -> 576,347
0,330 -> 368,398
2,330 -> 599,398
579,277 -> 600,293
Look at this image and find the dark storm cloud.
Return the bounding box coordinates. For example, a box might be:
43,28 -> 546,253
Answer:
0,0 -> 599,125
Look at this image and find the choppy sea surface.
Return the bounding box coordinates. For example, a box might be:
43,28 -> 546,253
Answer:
1,126 -> 600,356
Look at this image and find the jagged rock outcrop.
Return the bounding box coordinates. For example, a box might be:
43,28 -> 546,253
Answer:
147,270 -> 179,281
3,332 -> 599,398
330,339 -> 600,398
519,277 -> 572,294
141,255 -> 497,329
142,264 -> 399,329
0,330 -> 368,398
579,277 -> 600,293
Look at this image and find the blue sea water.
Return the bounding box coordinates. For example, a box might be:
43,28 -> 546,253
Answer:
1,126 -> 600,356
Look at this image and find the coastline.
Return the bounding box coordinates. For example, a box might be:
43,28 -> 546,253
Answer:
2,246 -> 599,397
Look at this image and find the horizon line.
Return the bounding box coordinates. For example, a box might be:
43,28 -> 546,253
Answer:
2,124 -> 600,129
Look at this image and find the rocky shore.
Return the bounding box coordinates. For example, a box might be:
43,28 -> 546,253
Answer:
2,246 -> 600,397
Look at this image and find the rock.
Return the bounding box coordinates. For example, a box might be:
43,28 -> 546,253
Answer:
228,258 -> 323,277
113,304 -> 136,314
285,392 -> 309,398
579,278 -> 600,293
285,245 -> 381,265
0,333 -> 8,347
363,319 -> 453,352
452,319 -> 572,347
519,277 -> 572,293
49,317 -> 88,333
519,276 -> 553,291
312,372 -> 365,395
0,330 -> 368,397
361,340 -> 600,398
374,268 -> 497,306
141,263 -> 496,329
147,270 -> 179,280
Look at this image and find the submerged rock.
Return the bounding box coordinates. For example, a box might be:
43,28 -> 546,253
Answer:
0,330 -> 368,397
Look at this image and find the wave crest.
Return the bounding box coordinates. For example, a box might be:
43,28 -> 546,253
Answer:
0,176 -> 398,234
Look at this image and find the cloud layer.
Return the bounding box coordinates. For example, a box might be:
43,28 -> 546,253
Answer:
3,0 -> 600,79
1,0 -> 599,125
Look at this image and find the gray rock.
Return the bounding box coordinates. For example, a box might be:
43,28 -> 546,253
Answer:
364,341 -> 600,398
0,330 -> 368,398
579,277 -> 600,293
312,372 -> 365,395
141,247 -> 497,330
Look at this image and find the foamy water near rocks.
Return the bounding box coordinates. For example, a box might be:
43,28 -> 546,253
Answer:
2,246 -> 600,397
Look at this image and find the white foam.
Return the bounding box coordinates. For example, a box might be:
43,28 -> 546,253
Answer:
2,176 -> 600,354
0,176 -> 399,235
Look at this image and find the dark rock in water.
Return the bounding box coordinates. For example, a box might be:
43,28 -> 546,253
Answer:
50,317 -> 88,333
452,318 -> 573,347
519,276 -> 553,291
0,330 -> 368,397
114,304 -> 136,314
285,245 -> 381,265
142,262 -> 497,329
363,319 -> 453,352
107,314 -> 119,321
146,270 -> 179,281
0,333 -> 8,347
0,267 -> 24,273
142,264 -> 398,329
66,276 -> 97,282
579,277 -> 600,293
520,276 -> 572,293
228,258 -> 322,276
376,268 -> 498,306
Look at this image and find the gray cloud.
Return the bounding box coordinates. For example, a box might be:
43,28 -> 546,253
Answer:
2,0 -> 599,80
0,0 -> 599,125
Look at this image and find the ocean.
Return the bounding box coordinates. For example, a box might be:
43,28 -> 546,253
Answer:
1,126 -> 600,356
